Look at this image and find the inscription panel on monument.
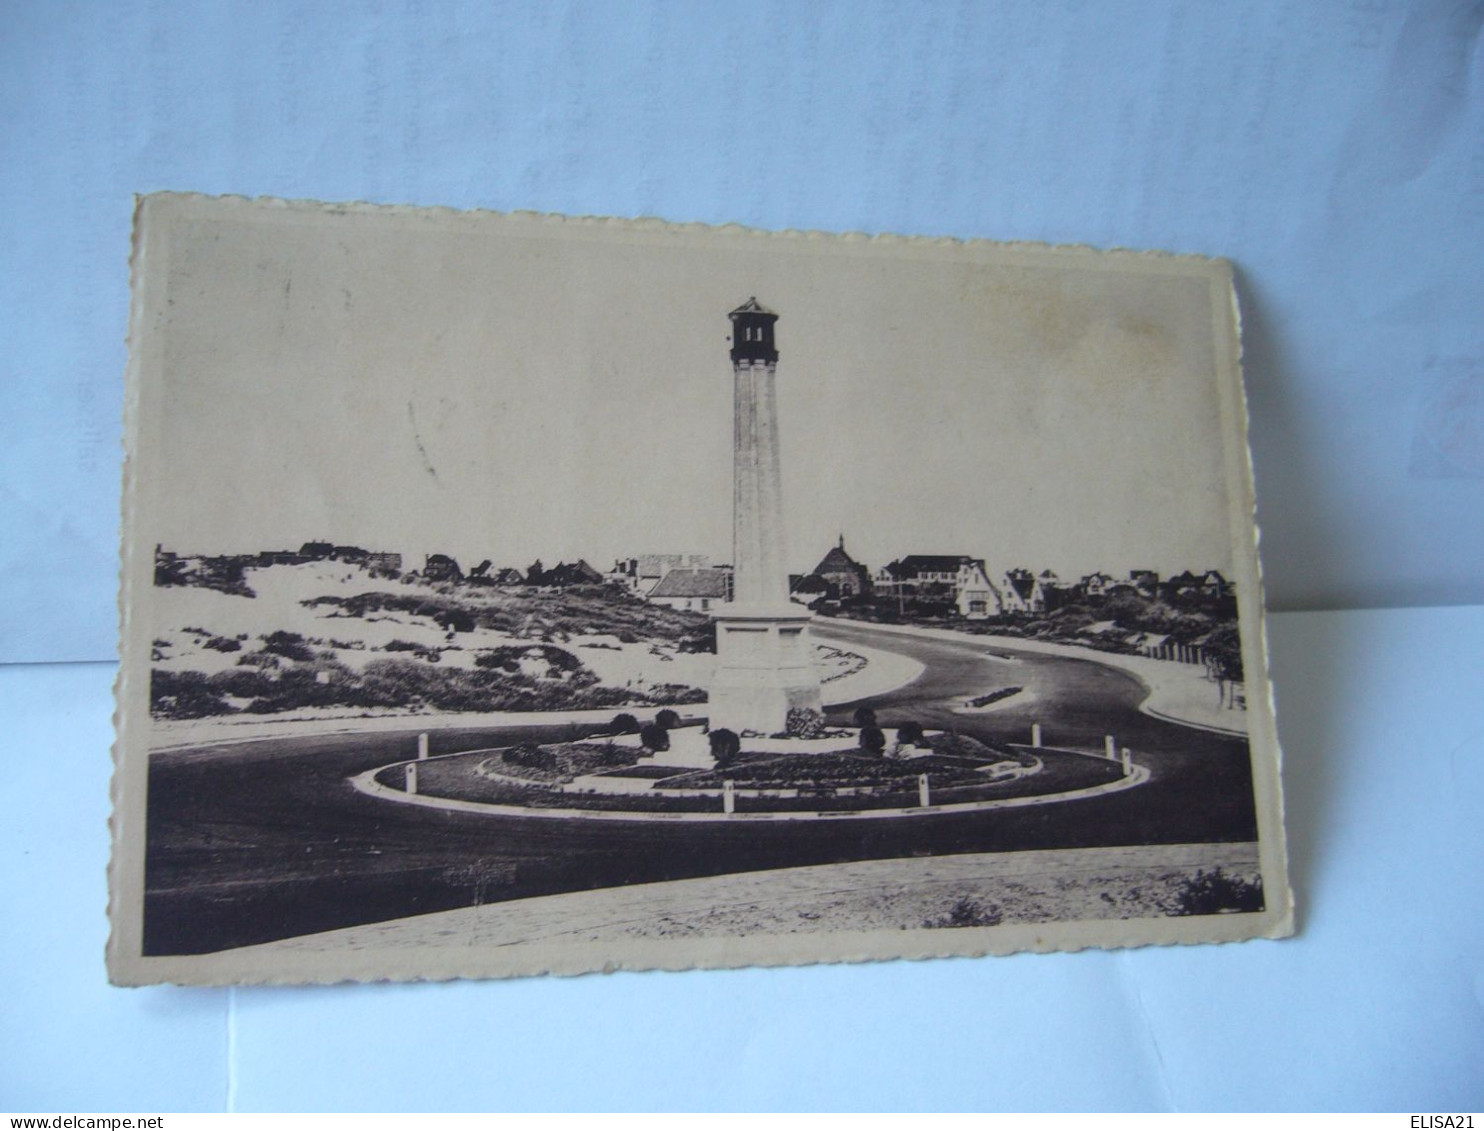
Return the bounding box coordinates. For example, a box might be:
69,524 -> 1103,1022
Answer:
721,624 -> 770,665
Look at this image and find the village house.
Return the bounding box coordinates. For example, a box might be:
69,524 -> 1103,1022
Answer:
255,549 -> 307,566
608,553 -> 713,594
999,567 -> 1068,614
468,564 -> 526,586
1080,571 -> 1116,597
1129,569 -> 1160,598
954,559 -> 1000,618
422,553 -> 463,583
543,560 -> 605,587
366,551 -> 402,576
877,555 -> 999,618
1163,570 -> 1203,600
999,568 -> 1041,614
1158,569 -> 1236,609
646,567 -> 733,612
1200,570 -> 1232,599
808,536 -> 872,600
876,555 -> 965,598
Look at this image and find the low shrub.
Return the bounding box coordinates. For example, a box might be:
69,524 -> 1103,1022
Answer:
205,666 -> 277,698
303,586 -> 709,647
647,683 -> 707,705
474,644 -> 588,681
655,708 -> 681,730
151,670 -> 236,719
204,636 -> 241,653
504,743 -> 557,770
853,706 -> 878,728
860,725 -> 886,755
925,896 -> 1002,929
261,630 -> 314,662
675,621 -> 715,654
785,707 -> 828,739
435,609 -> 476,633
896,720 -> 925,746
708,728 -> 741,766
499,741 -> 633,781
384,638 -> 443,662
609,712 -> 640,735
155,556 -> 255,598
152,641 -> 697,719
1172,868 -> 1264,916
672,752 -> 987,790
639,723 -> 670,753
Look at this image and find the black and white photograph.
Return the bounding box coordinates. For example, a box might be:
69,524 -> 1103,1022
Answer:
110,194 -> 1291,984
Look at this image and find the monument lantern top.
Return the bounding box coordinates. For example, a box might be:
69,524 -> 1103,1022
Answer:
729,296 -> 779,365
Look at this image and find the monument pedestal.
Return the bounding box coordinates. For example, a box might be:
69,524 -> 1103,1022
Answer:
708,601 -> 824,736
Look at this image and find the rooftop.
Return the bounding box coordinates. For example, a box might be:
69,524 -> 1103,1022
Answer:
648,568 -> 731,599
729,296 -> 777,317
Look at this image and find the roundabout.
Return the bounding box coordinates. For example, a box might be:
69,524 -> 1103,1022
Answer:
352,719 -> 1150,823
141,621 -> 1260,956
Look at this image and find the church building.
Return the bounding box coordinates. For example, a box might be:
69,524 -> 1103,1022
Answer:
809,535 -> 872,599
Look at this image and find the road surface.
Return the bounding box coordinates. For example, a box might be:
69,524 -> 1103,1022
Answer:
144,620 -> 1258,954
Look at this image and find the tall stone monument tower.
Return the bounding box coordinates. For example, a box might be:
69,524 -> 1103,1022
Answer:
708,298 -> 824,734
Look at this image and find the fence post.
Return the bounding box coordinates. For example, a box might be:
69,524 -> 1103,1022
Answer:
723,779 -> 735,815
918,773 -> 931,807
1104,734 -> 1116,760
1031,722 -> 1043,748
405,762 -> 419,794
418,732 -> 429,760
1120,748 -> 1132,776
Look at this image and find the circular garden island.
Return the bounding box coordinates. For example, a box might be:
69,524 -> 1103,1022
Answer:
370,709 -> 1137,817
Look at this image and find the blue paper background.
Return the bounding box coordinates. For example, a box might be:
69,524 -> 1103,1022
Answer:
2,0 -> 1481,1111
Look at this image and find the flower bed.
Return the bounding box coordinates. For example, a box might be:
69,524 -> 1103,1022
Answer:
371,741 -> 1127,815
659,751 -> 999,791
595,765 -> 685,780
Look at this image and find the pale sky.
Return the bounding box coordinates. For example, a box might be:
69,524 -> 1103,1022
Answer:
139,199 -> 1245,584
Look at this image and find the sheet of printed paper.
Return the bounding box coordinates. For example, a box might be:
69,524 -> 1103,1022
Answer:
110,194 -> 1291,985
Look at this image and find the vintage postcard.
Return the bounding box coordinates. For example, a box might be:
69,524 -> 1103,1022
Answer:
110,194 -> 1292,985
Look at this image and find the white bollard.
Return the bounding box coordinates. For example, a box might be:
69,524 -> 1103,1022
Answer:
723,779 -> 735,815
418,732 -> 430,760
1120,748 -> 1132,775
1031,722 -> 1043,748
918,773 -> 931,807
405,762 -> 419,794
1105,734 -> 1116,760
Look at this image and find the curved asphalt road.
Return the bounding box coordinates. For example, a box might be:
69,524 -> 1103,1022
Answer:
144,620 -> 1258,955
